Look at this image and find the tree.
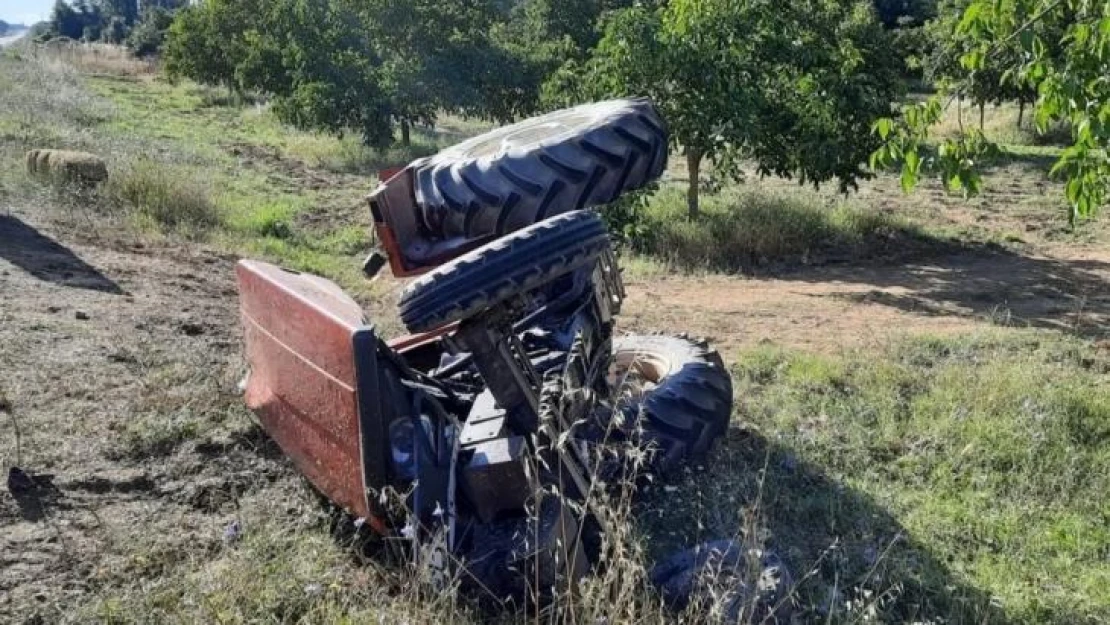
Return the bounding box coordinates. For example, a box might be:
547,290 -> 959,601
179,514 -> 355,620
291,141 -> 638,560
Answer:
163,2 -> 240,89
99,0 -> 138,26
548,0 -> 903,218
924,0 -> 1052,129
164,0 -> 575,147
875,0 -> 1106,224
47,0 -> 90,39
45,1 -> 143,42
126,7 -> 175,56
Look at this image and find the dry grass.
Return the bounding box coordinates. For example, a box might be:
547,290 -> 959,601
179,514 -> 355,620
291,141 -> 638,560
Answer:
929,98 -> 1071,147
101,158 -> 222,232
19,40 -> 157,77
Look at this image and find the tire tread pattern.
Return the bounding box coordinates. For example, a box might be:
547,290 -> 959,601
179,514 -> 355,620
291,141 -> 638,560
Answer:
413,98 -> 668,239
612,334 -> 733,474
399,211 -> 609,332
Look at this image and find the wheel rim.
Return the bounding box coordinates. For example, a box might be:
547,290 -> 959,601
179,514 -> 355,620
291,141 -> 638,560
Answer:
608,349 -> 670,402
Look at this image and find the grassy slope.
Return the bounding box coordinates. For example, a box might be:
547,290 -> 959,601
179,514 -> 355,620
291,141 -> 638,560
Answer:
1,46 -> 1108,624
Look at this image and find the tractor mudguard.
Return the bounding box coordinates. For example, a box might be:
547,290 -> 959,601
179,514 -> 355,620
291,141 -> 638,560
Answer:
237,260 -> 449,534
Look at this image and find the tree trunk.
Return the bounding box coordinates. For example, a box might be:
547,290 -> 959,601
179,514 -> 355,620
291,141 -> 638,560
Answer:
686,149 -> 702,219
400,120 -> 411,147
1018,100 -> 1026,129
979,102 -> 985,131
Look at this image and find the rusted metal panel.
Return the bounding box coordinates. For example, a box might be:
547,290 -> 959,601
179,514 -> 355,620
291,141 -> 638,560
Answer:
237,260 -> 378,527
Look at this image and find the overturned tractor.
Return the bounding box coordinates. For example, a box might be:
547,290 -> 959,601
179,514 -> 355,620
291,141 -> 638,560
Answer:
236,99 -> 789,615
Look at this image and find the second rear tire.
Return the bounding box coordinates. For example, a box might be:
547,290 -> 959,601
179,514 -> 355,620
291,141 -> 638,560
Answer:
608,334 -> 733,474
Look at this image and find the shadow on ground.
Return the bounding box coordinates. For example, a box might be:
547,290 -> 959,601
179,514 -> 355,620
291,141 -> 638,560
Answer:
638,428 -> 1018,624
0,214 -> 124,294
780,247 -> 1110,339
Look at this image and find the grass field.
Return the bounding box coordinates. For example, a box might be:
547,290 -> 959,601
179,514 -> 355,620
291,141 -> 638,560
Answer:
1,43 -> 1108,624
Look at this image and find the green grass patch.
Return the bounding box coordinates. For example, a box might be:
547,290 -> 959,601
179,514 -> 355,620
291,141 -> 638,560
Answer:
713,331 -> 1110,623
102,157 -> 222,232
631,186 -> 927,271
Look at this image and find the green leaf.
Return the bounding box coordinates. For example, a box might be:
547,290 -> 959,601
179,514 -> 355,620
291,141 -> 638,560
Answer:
1032,35 -> 1046,59
905,148 -> 920,174
957,3 -> 983,34
873,117 -> 893,140
900,165 -> 917,193
1066,177 -> 1082,203
960,49 -> 984,71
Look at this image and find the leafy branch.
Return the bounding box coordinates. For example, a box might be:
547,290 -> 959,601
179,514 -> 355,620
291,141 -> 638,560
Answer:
872,0 -> 1108,224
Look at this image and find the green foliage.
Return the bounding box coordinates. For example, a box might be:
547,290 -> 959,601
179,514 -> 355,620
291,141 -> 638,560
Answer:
550,0 -> 904,217
165,0 -> 518,147
870,98 -> 999,196
875,0 -> 1109,224
42,1 -> 185,48
47,0 -> 103,41
126,7 -> 175,57
162,2 -> 240,89
488,0 -> 637,118
891,24 -> 934,80
103,158 -> 222,232
629,186 -> 922,271
162,0 -> 626,147
873,0 -> 938,27
101,16 -> 126,44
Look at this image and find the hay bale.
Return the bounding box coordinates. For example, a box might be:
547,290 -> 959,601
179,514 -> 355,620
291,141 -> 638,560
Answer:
25,149 -> 108,185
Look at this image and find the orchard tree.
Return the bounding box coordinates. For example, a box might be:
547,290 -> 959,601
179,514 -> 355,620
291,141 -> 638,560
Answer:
126,7 -> 176,57
548,0 -> 903,218
874,0 -> 1107,224
46,0 -> 104,40
924,0 -> 1062,129
353,0 -> 508,145
163,1 -> 244,90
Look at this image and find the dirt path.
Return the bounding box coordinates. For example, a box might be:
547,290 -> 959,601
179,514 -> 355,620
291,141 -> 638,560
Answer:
623,248 -> 1110,354
1,202 -> 1107,619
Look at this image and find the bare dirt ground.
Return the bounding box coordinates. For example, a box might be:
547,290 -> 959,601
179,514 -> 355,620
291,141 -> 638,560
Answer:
1,193 -> 1108,620
623,247 -> 1110,354
0,205 -> 306,622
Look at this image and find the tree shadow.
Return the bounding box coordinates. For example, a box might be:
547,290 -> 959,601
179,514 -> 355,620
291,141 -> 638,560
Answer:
979,147 -> 1060,173
637,427 -> 1015,624
775,247 -> 1109,339
0,215 -> 124,294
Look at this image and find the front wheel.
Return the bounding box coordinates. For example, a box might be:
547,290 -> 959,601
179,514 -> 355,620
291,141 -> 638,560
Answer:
398,210 -> 610,333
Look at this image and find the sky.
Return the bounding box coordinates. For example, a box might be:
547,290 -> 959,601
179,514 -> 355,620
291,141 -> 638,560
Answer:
0,0 -> 54,26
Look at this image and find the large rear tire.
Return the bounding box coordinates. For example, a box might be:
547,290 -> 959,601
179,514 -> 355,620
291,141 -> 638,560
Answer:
413,98 -> 668,239
399,211 -> 609,333
608,334 -> 733,474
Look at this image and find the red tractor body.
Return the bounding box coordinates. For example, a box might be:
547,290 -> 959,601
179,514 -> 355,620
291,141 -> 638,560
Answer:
238,260 -> 449,534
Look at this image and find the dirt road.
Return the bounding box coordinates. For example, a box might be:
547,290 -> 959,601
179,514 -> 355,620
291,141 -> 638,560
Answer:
1,203 -> 1108,620
623,248 -> 1110,353
0,32 -> 27,48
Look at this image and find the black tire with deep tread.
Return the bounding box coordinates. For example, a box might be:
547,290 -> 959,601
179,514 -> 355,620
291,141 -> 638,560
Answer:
610,334 -> 733,474
399,211 -> 609,333
412,98 -> 668,240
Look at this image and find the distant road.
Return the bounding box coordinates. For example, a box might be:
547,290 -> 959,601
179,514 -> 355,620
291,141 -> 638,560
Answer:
0,31 -> 27,48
